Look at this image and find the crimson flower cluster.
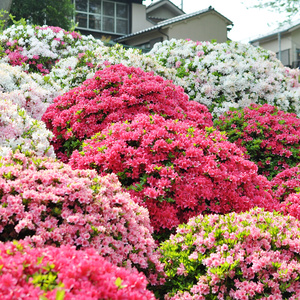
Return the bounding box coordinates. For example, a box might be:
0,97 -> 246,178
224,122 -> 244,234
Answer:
214,103 -> 300,179
0,151 -> 164,283
69,114 -> 277,236
271,164 -> 300,220
42,64 -> 212,161
0,240 -> 156,299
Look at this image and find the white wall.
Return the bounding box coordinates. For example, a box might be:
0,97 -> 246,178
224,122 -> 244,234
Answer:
131,3 -> 153,33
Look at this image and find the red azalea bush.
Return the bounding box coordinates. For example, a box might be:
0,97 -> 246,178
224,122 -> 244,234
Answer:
0,151 -> 164,283
69,113 -> 278,236
42,64 -> 212,160
214,103 -> 300,179
0,240 -> 156,300
157,208 -> 300,300
271,164 -> 300,219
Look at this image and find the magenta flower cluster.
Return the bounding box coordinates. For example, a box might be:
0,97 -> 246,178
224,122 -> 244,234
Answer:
69,113 -> 278,235
159,207 -> 300,300
214,103 -> 300,179
0,151 -> 164,283
271,164 -> 300,220
42,63 -> 212,160
0,240 -> 156,299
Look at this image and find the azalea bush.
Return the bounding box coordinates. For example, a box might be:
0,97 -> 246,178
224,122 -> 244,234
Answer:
0,98 -> 55,158
43,63 -> 212,160
0,24 -> 103,74
149,39 -> 300,117
271,164 -> 300,220
214,103 -> 300,179
0,152 -> 164,283
69,113 -> 277,238
0,62 -> 62,120
0,240 -> 156,299
157,208 -> 300,300
49,44 -> 183,93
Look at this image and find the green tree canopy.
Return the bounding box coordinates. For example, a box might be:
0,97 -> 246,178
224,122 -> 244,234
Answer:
9,0 -> 75,30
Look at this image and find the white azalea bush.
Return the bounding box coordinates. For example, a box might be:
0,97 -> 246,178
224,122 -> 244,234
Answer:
50,44 -> 184,92
0,62 -> 63,120
149,39 -> 300,117
0,98 -> 55,157
0,24 -> 103,74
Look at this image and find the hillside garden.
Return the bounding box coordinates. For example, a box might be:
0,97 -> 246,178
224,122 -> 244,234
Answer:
1,23 -> 300,299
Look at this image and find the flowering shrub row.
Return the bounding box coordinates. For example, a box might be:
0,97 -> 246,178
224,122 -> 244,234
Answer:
158,208 -> 300,300
0,62 -> 62,120
43,64 -> 212,160
149,39 -> 300,117
0,98 -> 55,157
69,113 -> 278,238
0,240 -> 156,299
214,104 -> 300,179
49,44 -> 183,93
0,24 -> 103,74
0,152 -> 164,283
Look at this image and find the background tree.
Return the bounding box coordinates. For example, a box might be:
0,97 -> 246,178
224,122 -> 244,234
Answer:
9,0 -> 75,30
249,0 -> 299,22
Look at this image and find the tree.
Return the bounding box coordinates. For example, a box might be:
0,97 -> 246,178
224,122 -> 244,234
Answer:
250,0 -> 299,21
0,0 -> 12,22
9,0 -> 75,30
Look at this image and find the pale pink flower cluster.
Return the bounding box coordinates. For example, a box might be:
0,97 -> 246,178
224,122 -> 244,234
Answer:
160,208 -> 300,300
0,151 -> 164,283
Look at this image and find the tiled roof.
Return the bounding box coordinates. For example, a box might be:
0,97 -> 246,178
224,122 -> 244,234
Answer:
115,6 -> 230,42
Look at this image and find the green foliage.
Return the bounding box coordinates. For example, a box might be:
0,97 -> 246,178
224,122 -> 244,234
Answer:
9,0 -> 75,30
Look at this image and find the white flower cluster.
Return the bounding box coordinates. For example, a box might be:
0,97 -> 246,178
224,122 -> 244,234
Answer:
50,44 -> 184,92
149,39 -> 300,117
0,24 -> 103,73
0,98 -> 55,158
0,62 -> 63,120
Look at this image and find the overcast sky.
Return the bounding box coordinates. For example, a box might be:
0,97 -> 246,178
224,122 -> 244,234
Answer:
142,0 -> 290,43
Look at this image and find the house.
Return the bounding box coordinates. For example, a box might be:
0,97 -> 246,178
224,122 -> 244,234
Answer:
249,20 -> 300,68
73,0 -> 233,48
114,5 -> 233,49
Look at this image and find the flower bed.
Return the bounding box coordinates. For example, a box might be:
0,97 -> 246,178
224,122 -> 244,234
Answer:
0,240 -> 156,299
69,113 -> 277,237
149,39 -> 300,117
214,103 -> 300,179
43,63 -> 212,160
0,152 -> 164,283
0,24 -> 103,74
158,208 -> 300,299
0,98 -> 55,157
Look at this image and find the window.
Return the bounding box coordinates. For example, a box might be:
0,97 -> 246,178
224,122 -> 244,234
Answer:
74,0 -> 129,35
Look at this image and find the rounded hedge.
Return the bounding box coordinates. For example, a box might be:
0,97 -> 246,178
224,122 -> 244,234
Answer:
42,63 -> 212,161
0,151 -> 164,283
69,113 -> 277,237
158,208 -> 300,299
214,103 -> 300,180
0,240 -> 156,299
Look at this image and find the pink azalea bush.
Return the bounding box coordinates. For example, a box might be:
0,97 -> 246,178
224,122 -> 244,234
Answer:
69,113 -> 277,237
0,24 -> 103,74
214,104 -> 300,179
271,164 -> 300,220
42,64 -> 212,160
149,39 -> 300,117
0,240 -> 156,299
158,208 -> 300,300
0,151 -> 164,283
